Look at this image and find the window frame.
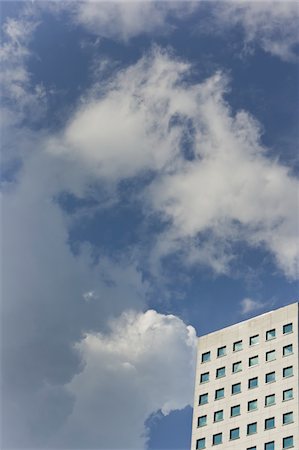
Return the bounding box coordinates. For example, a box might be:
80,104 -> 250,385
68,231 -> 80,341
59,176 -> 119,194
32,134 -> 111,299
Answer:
283,344 -> 293,357
266,349 -> 276,362
217,346 -> 226,358
249,334 -> 259,346
247,422 -> 257,435
266,329 -> 276,341
216,366 -> 226,378
214,410 -> 223,423
265,394 -> 276,407
283,323 -> 293,334
283,412 -> 293,425
265,417 -> 275,430
229,427 -> 240,441
232,382 -> 241,395
283,436 -> 293,449
199,393 -> 208,405
248,399 -> 258,411
197,415 -> 207,428
201,351 -> 211,363
248,376 -> 258,389
283,388 -> 293,401
265,371 -> 276,383
215,388 -> 225,400
212,433 -> 222,446
196,438 -> 206,450
232,361 -> 242,373
249,355 -> 259,367
283,366 -> 293,378
230,404 -> 241,417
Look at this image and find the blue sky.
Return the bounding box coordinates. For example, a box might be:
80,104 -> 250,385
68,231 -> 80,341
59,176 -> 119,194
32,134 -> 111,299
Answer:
1,2 -> 298,449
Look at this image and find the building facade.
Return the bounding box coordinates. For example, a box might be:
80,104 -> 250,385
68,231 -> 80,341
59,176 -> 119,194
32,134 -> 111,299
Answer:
191,302 -> 298,450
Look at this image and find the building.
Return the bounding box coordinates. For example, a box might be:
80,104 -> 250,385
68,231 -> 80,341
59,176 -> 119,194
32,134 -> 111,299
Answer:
190,302 -> 298,450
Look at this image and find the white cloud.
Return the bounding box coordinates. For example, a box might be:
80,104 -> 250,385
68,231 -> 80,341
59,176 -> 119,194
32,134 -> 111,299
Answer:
240,297 -> 266,315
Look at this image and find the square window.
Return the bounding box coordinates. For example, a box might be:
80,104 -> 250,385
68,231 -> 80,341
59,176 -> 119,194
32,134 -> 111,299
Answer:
265,417 -> 275,429
197,415 -> 207,427
230,427 -> 240,440
265,394 -> 275,406
249,355 -> 259,367
232,361 -> 242,373
248,377 -> 258,389
250,335 -> 259,346
216,367 -> 226,378
283,412 -> 293,425
199,393 -> 208,405
283,389 -> 293,401
248,399 -> 257,411
232,382 -> 241,395
196,438 -> 206,449
213,433 -> 222,445
230,404 -> 240,417
283,344 -> 293,356
265,371 -> 276,383
266,350 -> 276,362
217,346 -> 226,357
233,340 -> 243,352
265,442 -> 275,450
247,422 -> 257,435
266,329 -> 276,340
283,436 -> 293,449
214,410 -> 223,422
283,366 -> 293,378
201,351 -> 210,363
200,372 -> 209,383
283,323 -> 293,334
215,388 -> 224,400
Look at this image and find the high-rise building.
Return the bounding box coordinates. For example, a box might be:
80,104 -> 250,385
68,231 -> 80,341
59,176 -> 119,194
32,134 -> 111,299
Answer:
190,302 -> 298,450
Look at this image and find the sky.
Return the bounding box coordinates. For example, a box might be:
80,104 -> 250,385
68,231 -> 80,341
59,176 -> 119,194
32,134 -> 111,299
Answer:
0,1 -> 299,449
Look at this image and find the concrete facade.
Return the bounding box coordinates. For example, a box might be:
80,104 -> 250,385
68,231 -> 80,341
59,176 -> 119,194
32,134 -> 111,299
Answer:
191,302 -> 299,450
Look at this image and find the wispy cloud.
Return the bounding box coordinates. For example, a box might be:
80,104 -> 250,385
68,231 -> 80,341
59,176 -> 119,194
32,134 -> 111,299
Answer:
240,297 -> 267,315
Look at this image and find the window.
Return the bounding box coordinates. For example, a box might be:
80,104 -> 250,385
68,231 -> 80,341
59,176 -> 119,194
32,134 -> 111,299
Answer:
196,438 -> 206,449
232,361 -> 242,373
199,393 -> 208,405
248,399 -> 257,411
232,382 -> 241,394
198,415 -> 207,427
201,351 -> 210,363
265,394 -> 275,407
217,346 -> 226,357
214,410 -> 223,422
249,355 -> 259,367
212,433 -> 222,445
283,366 -> 293,378
283,344 -> 293,356
230,404 -> 240,417
266,329 -> 276,340
215,388 -> 224,400
247,447 -> 257,450
248,377 -> 258,389
200,372 -> 209,383
216,367 -> 226,378
250,334 -> 259,346
265,371 -> 276,383
265,443 -> 275,450
230,428 -> 240,440
266,350 -> 276,362
247,422 -> 257,435
283,323 -> 293,334
283,436 -> 293,449
265,417 -> 275,430
283,389 -> 293,401
283,412 -> 293,425
233,340 -> 243,352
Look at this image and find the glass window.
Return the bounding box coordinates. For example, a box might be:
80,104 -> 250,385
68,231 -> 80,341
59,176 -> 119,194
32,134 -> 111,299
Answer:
265,417 -> 275,429
249,355 -> 259,367
283,366 -> 293,378
214,410 -> 223,422
198,415 -> 207,427
232,382 -> 241,394
265,442 -> 275,450
200,372 -> 209,383
283,344 -> 293,356
266,329 -> 276,340
216,367 -> 226,378
248,399 -> 257,411
266,350 -> 276,362
201,351 -> 210,363
196,438 -> 206,449
233,340 -> 243,352
247,447 -> 257,450
213,433 -> 222,445
250,335 -> 259,346
283,389 -> 293,401
230,405 -> 240,417
230,428 -> 240,440
283,323 -> 293,334
248,377 -> 258,389
283,412 -> 293,425
215,388 -> 224,400
265,394 -> 275,406
265,371 -> 276,383
199,393 -> 208,405
283,436 -> 293,449
232,361 -> 242,373
247,422 -> 257,435
217,346 -> 226,357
